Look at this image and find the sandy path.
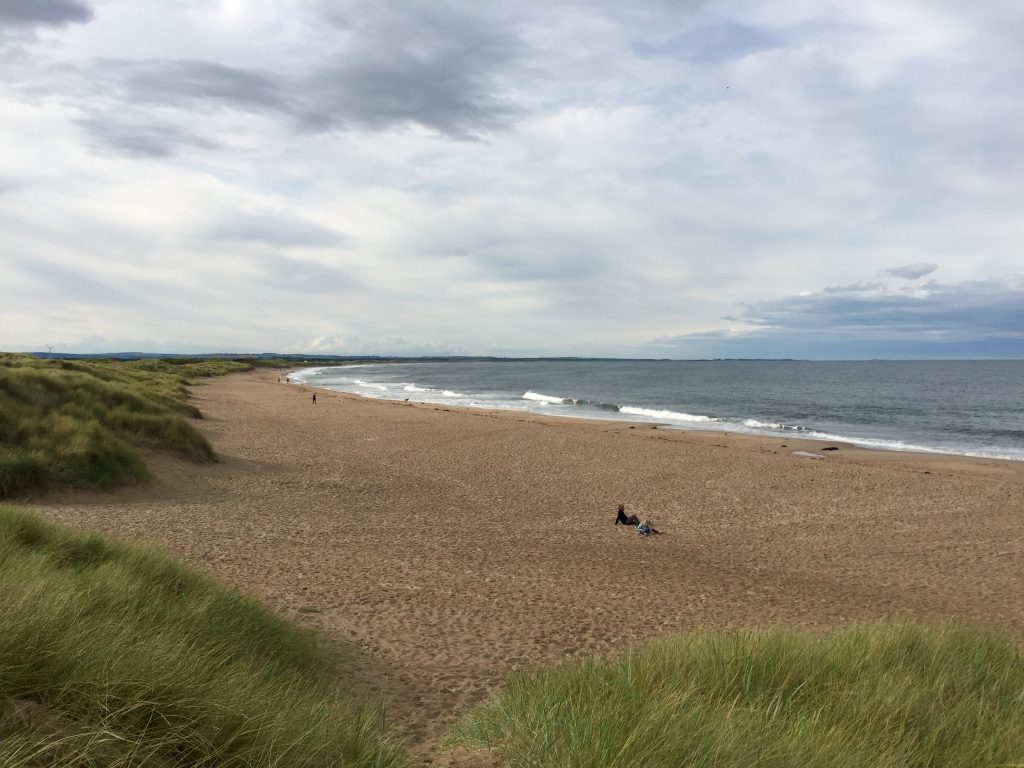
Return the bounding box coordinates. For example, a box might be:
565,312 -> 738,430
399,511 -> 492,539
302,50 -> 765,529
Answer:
38,370 -> 1024,763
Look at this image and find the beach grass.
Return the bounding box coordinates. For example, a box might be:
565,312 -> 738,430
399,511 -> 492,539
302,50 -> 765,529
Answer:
0,355 -> 264,498
0,504 -> 407,768
451,623 -> 1024,768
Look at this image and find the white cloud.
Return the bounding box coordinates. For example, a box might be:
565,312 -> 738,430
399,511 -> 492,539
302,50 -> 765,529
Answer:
1,1 -> 1021,357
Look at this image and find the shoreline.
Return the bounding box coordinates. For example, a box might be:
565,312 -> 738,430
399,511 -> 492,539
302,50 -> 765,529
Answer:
287,368 -> 1024,476
37,369 -> 1024,758
290,365 -> 1024,465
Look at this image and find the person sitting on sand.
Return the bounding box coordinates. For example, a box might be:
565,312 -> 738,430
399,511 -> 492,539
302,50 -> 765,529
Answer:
638,518 -> 659,536
615,504 -> 640,526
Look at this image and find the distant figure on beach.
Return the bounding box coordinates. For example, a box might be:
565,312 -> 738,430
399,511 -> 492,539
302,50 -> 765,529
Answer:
312,393 -> 317,405
615,504 -> 640,527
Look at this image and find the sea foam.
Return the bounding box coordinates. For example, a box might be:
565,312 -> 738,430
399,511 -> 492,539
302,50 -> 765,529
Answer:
523,391 -> 566,405
620,406 -> 714,423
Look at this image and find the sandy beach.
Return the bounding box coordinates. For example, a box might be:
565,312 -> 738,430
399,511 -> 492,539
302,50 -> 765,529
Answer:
38,370 -> 1024,763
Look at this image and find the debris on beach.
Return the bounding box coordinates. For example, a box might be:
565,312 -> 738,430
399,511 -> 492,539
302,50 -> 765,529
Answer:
792,451 -> 824,459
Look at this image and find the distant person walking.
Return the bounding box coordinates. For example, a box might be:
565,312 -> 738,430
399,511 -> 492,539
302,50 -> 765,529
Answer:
312,393 -> 317,405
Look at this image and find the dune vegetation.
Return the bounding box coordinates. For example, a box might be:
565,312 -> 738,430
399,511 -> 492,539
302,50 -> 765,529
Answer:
452,623 -> 1024,768
0,354 -> 292,499
0,504 -> 407,768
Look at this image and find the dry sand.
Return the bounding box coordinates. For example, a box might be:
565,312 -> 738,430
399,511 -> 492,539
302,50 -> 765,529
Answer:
38,370 -> 1024,763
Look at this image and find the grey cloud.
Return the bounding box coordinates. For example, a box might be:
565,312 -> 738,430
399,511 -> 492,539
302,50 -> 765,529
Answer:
0,0 -> 92,28
77,115 -> 217,157
62,1 -> 523,150
14,257 -> 198,317
633,20 -> 779,63
742,278 -> 1023,338
473,244 -> 602,283
298,48 -> 517,136
103,59 -> 285,112
653,277 -> 1024,359
823,281 -> 885,293
209,214 -> 348,249
298,3 -> 522,135
54,59 -> 281,157
63,17 -> 519,158
250,255 -> 360,294
16,258 -> 133,306
882,263 -> 938,280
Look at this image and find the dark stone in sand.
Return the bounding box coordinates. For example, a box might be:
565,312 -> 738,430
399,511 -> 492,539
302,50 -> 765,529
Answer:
821,446 -> 839,451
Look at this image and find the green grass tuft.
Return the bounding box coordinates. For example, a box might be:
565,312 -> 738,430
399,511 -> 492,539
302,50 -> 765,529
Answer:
0,504 -> 407,768
0,355 -> 257,498
451,623 -> 1024,768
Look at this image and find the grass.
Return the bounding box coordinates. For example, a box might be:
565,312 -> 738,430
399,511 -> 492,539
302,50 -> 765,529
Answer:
0,355 -> 267,499
0,504 -> 407,768
451,623 -> 1024,768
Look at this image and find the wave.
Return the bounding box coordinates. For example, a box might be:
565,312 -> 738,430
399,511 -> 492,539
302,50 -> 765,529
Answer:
742,418 -> 809,432
620,406 -> 715,423
403,383 -> 431,392
523,391 -> 566,405
351,378 -> 389,392
743,418 -> 783,429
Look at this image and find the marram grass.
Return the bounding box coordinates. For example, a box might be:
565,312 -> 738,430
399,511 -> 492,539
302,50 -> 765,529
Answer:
0,505 -> 407,768
0,354 -> 253,498
452,623 -> 1024,768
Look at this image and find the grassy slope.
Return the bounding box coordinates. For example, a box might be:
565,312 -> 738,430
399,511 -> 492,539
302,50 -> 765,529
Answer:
0,355 -> 258,498
0,504 -> 406,768
452,624 -> 1024,768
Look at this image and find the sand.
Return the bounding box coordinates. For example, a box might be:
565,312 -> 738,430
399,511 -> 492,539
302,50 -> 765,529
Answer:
38,370 -> 1024,764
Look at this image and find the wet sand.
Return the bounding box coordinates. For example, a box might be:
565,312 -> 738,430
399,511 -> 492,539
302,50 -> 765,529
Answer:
38,370 -> 1024,763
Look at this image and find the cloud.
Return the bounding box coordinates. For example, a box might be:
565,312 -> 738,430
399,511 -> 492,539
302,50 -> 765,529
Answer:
653,276 -> 1024,358
46,2 -> 524,154
247,254 -> 360,295
882,263 -> 938,279
63,59 -> 283,156
207,214 -> 348,249
823,281 -> 885,294
76,115 -> 218,158
741,277 -> 1023,338
633,19 -> 780,63
0,0 -> 92,28
298,2 -> 523,135
1,1 -> 1021,357
296,333 -> 467,356
106,59 -> 284,112
15,257 -> 129,306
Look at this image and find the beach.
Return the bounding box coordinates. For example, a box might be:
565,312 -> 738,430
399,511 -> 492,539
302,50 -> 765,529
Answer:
38,370 -> 1024,761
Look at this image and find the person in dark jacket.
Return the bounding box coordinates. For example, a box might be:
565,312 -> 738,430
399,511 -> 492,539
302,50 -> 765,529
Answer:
615,503 -> 640,526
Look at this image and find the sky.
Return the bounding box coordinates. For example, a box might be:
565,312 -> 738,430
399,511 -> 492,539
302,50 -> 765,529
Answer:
1,0 -> 1022,359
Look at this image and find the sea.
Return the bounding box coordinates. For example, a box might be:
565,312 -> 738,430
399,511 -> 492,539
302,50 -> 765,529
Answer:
292,360 -> 1024,461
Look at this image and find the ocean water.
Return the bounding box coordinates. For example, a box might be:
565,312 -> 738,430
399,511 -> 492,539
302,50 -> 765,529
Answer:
293,360 -> 1024,461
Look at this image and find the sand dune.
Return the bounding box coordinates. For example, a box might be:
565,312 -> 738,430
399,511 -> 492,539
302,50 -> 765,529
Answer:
39,370 -> 1024,763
